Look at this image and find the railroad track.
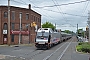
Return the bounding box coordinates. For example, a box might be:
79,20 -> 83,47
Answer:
43,37 -> 73,60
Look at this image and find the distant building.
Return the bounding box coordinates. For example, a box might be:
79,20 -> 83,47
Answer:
0,4 -> 41,45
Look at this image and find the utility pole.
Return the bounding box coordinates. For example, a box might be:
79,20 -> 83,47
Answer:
77,24 -> 78,36
19,13 -> 22,45
8,0 -> 11,46
55,23 -> 56,29
87,11 -> 90,42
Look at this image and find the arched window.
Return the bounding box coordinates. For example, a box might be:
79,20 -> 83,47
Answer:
4,12 -> 8,18
3,23 -> 8,30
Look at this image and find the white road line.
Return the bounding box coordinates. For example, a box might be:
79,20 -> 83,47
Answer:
43,42 -> 67,60
57,41 -> 72,60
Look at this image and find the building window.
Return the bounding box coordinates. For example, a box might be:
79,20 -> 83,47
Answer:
11,34 -> 14,42
36,17 -> 37,22
11,23 -> 15,30
4,12 -> 8,18
34,16 -> 35,21
4,23 -> 8,30
31,15 -> 33,20
38,18 -> 39,22
12,11 -> 15,20
26,14 -> 29,20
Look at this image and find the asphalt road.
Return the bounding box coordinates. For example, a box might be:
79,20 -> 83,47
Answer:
0,36 -> 90,60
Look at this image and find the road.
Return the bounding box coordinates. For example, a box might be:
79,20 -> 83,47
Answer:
0,36 -> 90,60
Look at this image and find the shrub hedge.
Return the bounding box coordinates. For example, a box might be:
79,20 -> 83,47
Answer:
76,42 -> 90,53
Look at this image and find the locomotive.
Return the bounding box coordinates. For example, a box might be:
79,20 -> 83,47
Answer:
35,28 -> 72,49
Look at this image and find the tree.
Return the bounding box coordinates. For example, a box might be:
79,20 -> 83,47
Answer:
64,30 -> 70,33
42,22 -> 55,31
63,30 -> 73,34
77,29 -> 84,37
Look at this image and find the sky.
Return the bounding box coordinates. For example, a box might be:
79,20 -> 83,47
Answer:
0,0 -> 90,32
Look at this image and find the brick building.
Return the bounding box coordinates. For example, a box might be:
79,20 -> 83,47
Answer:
0,4 -> 41,45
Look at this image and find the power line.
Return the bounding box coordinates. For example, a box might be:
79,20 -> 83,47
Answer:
19,0 -> 27,5
11,0 -> 28,5
33,0 -> 88,8
81,1 -> 89,16
10,0 -> 88,17
40,8 -> 87,17
28,0 -> 57,22
52,0 -> 68,22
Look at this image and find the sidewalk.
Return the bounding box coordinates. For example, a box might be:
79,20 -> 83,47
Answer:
0,54 -> 25,60
0,43 -> 34,47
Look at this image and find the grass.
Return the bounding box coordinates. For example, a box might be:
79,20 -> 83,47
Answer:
76,42 -> 90,53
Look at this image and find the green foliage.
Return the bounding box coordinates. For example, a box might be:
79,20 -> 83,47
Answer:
64,30 -> 72,34
42,22 -> 55,31
77,29 -> 84,37
62,30 -> 73,34
76,42 -> 90,53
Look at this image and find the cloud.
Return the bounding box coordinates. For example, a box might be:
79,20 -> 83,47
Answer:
0,0 -> 89,32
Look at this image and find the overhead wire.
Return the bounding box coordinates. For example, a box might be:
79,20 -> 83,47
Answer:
10,0 -> 89,28
28,0 -> 57,22
11,0 -> 50,20
51,0 -> 70,27
51,0 -> 67,20
11,0 -> 88,17
11,0 -> 28,5
41,9 -> 87,17
33,0 -> 89,8
19,0 -> 27,5
52,0 -> 86,28
82,1 -> 89,16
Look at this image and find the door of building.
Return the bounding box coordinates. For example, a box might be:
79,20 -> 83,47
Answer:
3,35 -> 7,44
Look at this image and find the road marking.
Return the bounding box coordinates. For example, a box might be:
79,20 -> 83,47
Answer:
57,41 -> 72,60
43,42 -> 67,60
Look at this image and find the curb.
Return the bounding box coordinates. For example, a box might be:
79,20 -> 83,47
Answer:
0,45 -> 8,47
10,44 -> 34,47
0,44 -> 34,47
0,54 -> 25,60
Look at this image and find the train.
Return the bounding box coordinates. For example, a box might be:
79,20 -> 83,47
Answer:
35,28 -> 72,49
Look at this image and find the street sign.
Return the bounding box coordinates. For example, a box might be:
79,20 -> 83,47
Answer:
3,30 -> 7,34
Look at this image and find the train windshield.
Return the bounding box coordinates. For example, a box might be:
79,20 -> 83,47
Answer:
36,32 -> 49,39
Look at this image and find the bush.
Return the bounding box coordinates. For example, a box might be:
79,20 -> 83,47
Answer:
76,42 -> 90,53
76,45 -> 82,52
78,42 -> 84,45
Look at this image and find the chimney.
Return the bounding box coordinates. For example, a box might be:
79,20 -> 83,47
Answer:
28,4 -> 31,9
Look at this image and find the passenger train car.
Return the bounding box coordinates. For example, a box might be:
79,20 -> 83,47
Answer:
35,28 -> 72,49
